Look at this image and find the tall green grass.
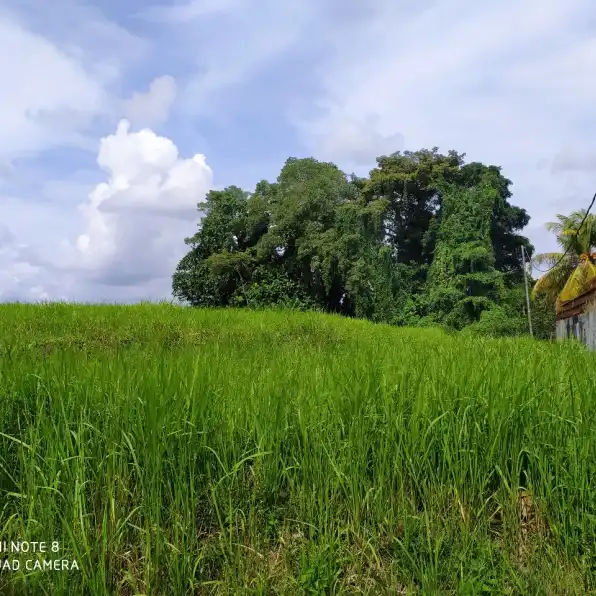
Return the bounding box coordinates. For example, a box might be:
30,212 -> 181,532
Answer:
0,302 -> 595,594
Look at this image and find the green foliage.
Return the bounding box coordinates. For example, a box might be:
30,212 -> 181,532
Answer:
464,304 -> 526,338
426,181 -> 506,329
530,290 -> 557,340
240,266 -> 317,310
174,149 -> 535,335
458,162 -> 533,281
172,186 -> 257,307
464,286 -> 556,340
363,148 -> 464,265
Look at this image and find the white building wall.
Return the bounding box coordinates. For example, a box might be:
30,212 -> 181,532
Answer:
556,311 -> 596,350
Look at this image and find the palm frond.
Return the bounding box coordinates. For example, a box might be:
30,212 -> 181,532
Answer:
532,261 -> 575,300
545,221 -> 564,234
559,260 -> 596,303
532,252 -> 566,267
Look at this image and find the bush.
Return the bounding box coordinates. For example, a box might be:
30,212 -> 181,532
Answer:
463,305 -> 527,338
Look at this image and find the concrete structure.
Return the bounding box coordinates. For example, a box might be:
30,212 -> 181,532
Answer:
556,279 -> 596,350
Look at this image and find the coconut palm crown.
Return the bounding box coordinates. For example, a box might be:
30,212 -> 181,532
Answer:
532,210 -> 596,304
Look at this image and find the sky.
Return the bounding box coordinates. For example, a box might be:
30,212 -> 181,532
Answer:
2,0 -> 596,302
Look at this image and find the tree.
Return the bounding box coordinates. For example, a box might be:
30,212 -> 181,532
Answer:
172,186 -> 257,306
532,210 -> 596,304
174,158 -> 398,317
362,150 -> 532,290
362,148 -> 464,266
456,163 -> 533,283
425,180 -> 506,329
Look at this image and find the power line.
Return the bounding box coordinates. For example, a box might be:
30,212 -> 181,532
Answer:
532,191 -> 596,274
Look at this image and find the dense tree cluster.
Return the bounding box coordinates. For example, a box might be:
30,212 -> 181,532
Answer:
173,148 -> 555,338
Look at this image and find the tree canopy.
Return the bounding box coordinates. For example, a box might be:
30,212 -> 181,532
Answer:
173,148 -> 550,337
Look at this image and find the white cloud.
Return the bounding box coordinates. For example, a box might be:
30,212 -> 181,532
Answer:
0,4 -> 212,303
1,121 -> 212,301
299,0 -> 589,162
121,75 -> 177,128
0,228 -> 50,302
300,113 -> 404,168
0,1 -> 148,165
0,13 -> 107,160
59,120 -> 211,289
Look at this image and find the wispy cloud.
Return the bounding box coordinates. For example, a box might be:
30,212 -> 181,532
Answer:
141,0 -> 241,23
0,15 -> 106,159
141,0 -> 321,117
121,75 -> 178,128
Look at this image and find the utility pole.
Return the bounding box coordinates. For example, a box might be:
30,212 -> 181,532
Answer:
521,245 -> 533,337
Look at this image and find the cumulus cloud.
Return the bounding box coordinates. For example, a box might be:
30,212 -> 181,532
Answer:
121,75 -> 177,128
0,4 -> 214,303
65,120 -> 212,287
1,121 -> 212,301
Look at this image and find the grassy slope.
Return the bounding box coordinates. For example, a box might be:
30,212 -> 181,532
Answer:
0,303 -> 595,595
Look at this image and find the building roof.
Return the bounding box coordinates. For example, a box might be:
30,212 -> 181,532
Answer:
556,277 -> 596,320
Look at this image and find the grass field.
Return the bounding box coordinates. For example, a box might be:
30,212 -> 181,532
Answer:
0,303 -> 595,595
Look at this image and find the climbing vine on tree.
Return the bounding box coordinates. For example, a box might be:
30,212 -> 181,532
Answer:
425,181 -> 506,329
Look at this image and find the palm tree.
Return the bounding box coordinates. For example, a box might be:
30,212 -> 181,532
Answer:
532,210 -> 596,304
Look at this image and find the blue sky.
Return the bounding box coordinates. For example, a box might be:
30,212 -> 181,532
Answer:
1,0 -> 596,302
